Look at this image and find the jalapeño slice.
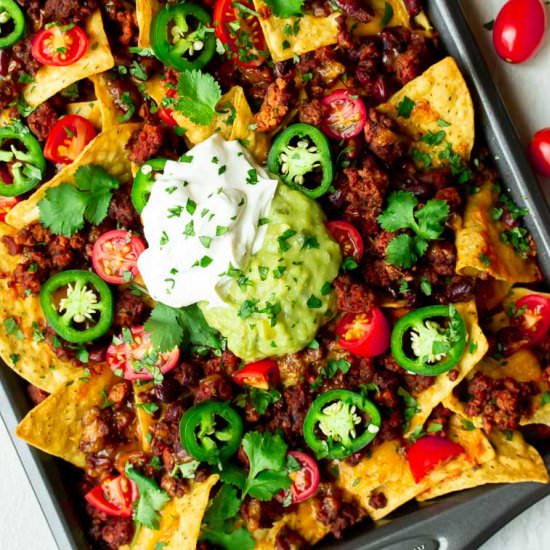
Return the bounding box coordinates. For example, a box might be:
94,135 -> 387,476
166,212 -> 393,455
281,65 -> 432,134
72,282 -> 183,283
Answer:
0,0 -> 25,48
40,270 -> 114,344
150,3 -> 216,71
131,158 -> 167,214
391,305 -> 467,376
268,123 -> 333,199
180,401 -> 243,465
303,390 -> 381,460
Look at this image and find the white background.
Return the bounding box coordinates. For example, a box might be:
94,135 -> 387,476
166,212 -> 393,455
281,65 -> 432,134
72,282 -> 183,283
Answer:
1,1 -> 550,549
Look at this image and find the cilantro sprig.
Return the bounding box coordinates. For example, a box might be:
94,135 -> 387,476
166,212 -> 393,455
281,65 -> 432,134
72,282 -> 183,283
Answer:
378,191 -> 449,268
264,0 -> 305,18
176,70 -> 222,126
38,165 -> 119,236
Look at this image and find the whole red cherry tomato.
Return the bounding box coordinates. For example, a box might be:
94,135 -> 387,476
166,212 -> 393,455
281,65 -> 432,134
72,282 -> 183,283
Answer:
335,308 -> 390,357
493,0 -> 547,64
530,128 -> 550,178
407,436 -> 464,483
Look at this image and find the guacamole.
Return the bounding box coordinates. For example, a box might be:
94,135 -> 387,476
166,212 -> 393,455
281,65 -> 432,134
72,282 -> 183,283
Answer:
200,184 -> 342,361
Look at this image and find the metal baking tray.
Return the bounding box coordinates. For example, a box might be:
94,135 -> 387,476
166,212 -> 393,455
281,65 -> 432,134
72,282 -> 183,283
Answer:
1,1 -> 550,549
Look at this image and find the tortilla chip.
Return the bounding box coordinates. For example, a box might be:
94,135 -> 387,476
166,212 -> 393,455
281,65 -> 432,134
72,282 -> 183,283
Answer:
23,11 -> 114,108
337,415 -> 494,520
15,365 -> 115,467
455,183 -> 541,283
91,73 -> 124,130
352,0 -> 411,36
253,0 -> 340,62
66,100 -> 103,130
521,402 -> 550,426
145,78 -> 270,162
417,429 -> 548,501
0,223 -> 76,392
137,0 -> 162,49
5,123 -> 141,229
134,382 -> 154,452
407,300 -> 488,435
379,57 -> 475,165
122,475 -> 219,550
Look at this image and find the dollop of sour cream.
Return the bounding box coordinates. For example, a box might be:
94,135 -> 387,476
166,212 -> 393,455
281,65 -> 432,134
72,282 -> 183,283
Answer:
138,134 -> 279,308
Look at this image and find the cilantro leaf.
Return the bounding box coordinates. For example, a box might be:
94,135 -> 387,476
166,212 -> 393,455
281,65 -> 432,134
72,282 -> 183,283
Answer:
74,165 -> 120,225
386,234 -> 427,269
38,183 -> 87,236
176,70 -> 222,126
201,527 -> 255,550
415,199 -> 450,240
378,190 -> 418,232
177,303 -> 224,354
264,0 -> 305,18
203,484 -> 241,529
125,464 -> 170,530
144,303 -> 185,353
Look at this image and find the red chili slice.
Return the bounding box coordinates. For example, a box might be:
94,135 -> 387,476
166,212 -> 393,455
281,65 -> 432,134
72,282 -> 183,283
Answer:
32,24 -> 89,67
326,220 -> 364,263
92,230 -> 146,285
85,475 -> 138,517
213,0 -> 267,68
336,309 -> 390,357
407,436 -> 464,483
321,90 -> 367,140
232,359 -> 280,390
0,196 -> 19,222
44,115 -> 97,164
107,326 -> 180,381
511,294 -> 550,345
288,451 -> 320,504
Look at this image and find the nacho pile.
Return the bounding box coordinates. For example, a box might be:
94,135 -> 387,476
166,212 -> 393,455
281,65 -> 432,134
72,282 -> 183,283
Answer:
1,1 -> 549,549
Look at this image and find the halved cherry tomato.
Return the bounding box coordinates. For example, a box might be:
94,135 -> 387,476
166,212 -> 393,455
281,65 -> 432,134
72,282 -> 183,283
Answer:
321,90 -> 367,140
32,24 -> 89,67
158,87 -> 177,128
407,436 -> 464,483
287,451 -> 320,504
85,475 -> 138,517
336,309 -> 390,357
92,230 -> 146,285
233,359 -> 280,390
530,128 -> 550,179
213,0 -> 267,68
107,326 -> 180,381
510,294 -> 550,345
0,196 -> 18,222
493,0 -> 546,64
43,115 -> 97,164
326,220 -> 364,263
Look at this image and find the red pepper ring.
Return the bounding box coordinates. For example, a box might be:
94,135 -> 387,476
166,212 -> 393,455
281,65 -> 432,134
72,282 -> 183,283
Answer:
84,475 -> 138,517
232,359 -> 280,390
336,309 -> 390,358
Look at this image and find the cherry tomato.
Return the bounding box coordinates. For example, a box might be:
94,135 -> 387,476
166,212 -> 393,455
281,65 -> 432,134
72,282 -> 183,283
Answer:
0,196 -> 18,222
158,87 -> 177,128
326,220 -> 364,263
510,294 -> 550,345
213,0 -> 267,68
493,0 -> 547,64
85,475 -> 138,517
287,451 -> 320,504
336,309 -> 390,357
321,90 -> 367,140
107,326 -> 181,381
407,436 -> 464,483
233,359 -> 280,390
43,115 -> 97,164
92,230 -> 146,285
530,128 -> 550,178
32,24 -> 89,67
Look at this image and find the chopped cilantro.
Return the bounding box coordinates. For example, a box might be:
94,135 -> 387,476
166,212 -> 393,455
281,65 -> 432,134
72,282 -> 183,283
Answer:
397,96 -> 415,118
380,1 -> 394,27
3,317 -> 24,340
397,387 -> 420,432
307,295 -> 322,309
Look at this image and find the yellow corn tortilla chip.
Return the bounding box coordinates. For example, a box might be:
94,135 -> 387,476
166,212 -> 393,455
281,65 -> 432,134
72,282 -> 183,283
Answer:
455,183 -> 541,283
15,366 -> 115,467
121,475 -> 219,550
23,11 -> 115,108
137,0 -> 162,49
5,123 -> 141,229
134,382 -> 154,452
0,223 -> 76,392
90,73 -> 124,130
145,78 -> 270,162
417,429 -> 548,501
353,0 -> 411,36
379,57 -> 475,165
253,0 -> 340,62
407,300 -> 488,435
337,415 -> 495,520
66,100 -> 103,130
